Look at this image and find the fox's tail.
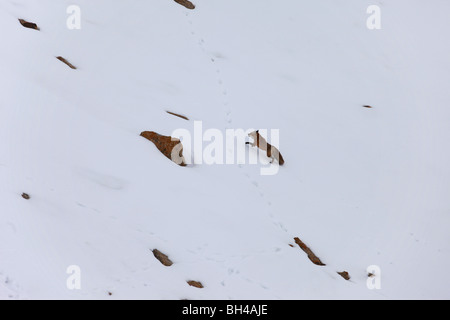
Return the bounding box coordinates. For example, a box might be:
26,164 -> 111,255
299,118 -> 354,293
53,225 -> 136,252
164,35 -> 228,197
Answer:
278,153 -> 285,165
269,146 -> 285,165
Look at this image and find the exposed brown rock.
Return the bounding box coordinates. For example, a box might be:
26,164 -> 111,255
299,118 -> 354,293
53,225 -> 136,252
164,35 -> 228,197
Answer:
140,131 -> 187,166
166,111 -> 189,121
293,237 -> 325,266
187,280 -> 203,288
174,0 -> 195,9
56,56 -> 77,69
152,249 -> 173,267
363,105 -> 373,108
21,193 -> 30,200
19,19 -> 39,30
337,271 -> 350,280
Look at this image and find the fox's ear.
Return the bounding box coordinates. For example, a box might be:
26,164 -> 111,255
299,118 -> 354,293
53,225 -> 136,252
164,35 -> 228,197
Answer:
256,130 -> 259,133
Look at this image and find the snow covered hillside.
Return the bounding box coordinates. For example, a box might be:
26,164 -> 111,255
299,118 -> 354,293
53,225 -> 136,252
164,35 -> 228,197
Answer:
1,0 -> 450,300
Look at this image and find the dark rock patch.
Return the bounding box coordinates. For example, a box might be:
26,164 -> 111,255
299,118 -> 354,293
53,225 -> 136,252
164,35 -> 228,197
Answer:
293,237 -> 325,266
140,131 -> 186,166
152,249 -> 173,267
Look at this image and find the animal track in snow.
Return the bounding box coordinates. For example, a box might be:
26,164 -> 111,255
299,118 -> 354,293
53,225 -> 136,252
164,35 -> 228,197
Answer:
184,12 -> 232,128
183,11 -> 288,237
243,172 -> 288,233
0,272 -> 21,299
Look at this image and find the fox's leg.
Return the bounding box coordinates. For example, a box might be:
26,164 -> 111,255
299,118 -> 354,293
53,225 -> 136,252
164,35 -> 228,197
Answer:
246,141 -> 256,147
267,146 -> 272,160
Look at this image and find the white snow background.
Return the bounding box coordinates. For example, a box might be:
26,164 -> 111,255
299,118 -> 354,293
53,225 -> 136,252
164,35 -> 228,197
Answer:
1,0 -> 449,299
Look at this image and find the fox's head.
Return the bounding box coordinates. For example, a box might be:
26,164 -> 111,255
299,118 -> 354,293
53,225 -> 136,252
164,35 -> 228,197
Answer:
248,130 -> 259,141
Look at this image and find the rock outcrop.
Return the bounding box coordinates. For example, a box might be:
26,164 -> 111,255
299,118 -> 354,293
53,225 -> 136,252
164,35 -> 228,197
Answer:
152,249 -> 173,267
293,237 -> 325,266
19,19 -> 39,30
140,131 -> 187,166
174,0 -> 195,10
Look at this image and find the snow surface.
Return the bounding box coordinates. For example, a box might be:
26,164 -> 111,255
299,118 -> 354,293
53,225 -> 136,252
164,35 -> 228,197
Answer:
1,0 -> 450,299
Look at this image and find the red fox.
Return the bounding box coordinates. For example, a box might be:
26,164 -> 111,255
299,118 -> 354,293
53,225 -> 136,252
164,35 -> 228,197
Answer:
246,130 -> 285,165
